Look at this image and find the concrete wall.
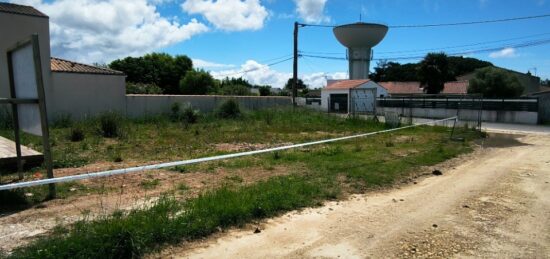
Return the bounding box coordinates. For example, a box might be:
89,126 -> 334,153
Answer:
321,89 -> 348,112
50,72 -> 126,120
126,95 -> 291,117
378,106 -> 539,125
0,11 -> 52,113
531,91 -> 550,123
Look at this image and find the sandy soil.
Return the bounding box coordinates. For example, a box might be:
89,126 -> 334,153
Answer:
157,133 -> 550,258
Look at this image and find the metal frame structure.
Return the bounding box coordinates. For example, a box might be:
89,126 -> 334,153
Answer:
0,34 -> 55,198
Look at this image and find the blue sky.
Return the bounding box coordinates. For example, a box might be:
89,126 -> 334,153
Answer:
11,0 -> 550,87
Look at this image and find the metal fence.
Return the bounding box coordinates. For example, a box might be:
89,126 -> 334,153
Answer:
377,96 -> 538,112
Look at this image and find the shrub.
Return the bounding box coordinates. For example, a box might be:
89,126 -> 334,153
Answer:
98,112 -> 123,138
51,114 -> 73,128
170,103 -> 200,124
126,82 -> 163,95
216,99 -> 241,119
68,126 -> 85,142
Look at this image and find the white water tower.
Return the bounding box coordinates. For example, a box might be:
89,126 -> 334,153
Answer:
333,23 -> 388,80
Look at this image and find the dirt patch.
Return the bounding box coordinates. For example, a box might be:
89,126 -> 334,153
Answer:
476,133 -> 529,148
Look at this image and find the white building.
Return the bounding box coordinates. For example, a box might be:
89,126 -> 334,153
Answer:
321,79 -> 388,113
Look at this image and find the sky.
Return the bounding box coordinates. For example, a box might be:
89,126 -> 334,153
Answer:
8,0 -> 550,88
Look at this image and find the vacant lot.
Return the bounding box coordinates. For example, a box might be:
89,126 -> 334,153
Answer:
0,107 -> 478,258
166,133 -> 549,259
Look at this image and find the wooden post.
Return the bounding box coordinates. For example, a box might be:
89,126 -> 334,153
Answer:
292,22 -> 299,107
31,34 -> 56,199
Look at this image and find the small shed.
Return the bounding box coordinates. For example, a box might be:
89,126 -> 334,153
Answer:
321,79 -> 388,113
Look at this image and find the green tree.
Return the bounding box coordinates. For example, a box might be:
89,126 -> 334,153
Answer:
284,78 -> 307,90
468,67 -> 524,98
369,56 -> 492,83
370,61 -> 420,82
418,53 -> 451,94
179,69 -> 217,95
109,53 -> 193,94
220,84 -> 251,96
258,85 -> 271,96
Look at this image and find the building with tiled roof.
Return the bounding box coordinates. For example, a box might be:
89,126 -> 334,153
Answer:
0,2 -> 48,18
379,82 -> 423,95
322,79 -> 389,113
378,81 -> 469,96
51,57 -> 124,76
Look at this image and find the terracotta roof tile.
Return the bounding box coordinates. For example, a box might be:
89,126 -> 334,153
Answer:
325,79 -> 370,90
379,82 -> 422,94
0,2 -> 48,18
442,81 -> 468,94
51,57 -> 125,76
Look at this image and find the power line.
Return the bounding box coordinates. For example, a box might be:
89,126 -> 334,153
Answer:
301,38 -> 550,61
300,32 -> 550,58
215,56 -> 294,77
391,13 -> 550,28
299,13 -> 550,29
376,32 -> 550,54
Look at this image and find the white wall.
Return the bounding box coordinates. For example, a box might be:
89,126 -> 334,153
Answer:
50,72 -> 126,120
0,11 -> 52,113
321,89 -> 348,112
378,107 -> 539,125
126,95 -> 291,117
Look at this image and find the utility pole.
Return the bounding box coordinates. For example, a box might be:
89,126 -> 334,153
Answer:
293,22 -> 299,106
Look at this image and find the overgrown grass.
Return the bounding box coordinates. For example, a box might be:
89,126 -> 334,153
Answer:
0,108 -> 383,175
1,108 -> 480,258
8,176 -> 338,259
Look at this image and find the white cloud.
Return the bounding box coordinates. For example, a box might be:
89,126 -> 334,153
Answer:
11,0 -> 209,63
293,0 -> 329,23
192,58 -> 235,69
489,47 -> 518,58
181,0 -> 269,31
211,60 -> 346,88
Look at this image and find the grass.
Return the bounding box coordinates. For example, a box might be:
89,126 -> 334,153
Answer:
8,176 -> 338,259
1,108 -> 481,258
0,108 -> 383,175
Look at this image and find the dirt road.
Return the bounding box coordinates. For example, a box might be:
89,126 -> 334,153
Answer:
164,132 -> 550,258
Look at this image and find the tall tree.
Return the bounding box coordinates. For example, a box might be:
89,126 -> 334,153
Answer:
418,53 -> 451,94
284,78 -> 307,90
468,67 -> 524,98
179,69 -> 217,95
109,53 -> 193,94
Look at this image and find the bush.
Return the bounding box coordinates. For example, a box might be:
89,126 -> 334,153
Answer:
51,114 -> 73,128
216,99 -> 241,119
126,82 -> 164,95
68,126 -> 85,142
170,103 -> 200,124
98,112 -> 123,138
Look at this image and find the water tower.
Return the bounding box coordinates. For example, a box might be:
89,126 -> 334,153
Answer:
333,23 -> 388,80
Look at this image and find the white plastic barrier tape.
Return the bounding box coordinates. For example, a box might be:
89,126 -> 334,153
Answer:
0,117 -> 458,191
